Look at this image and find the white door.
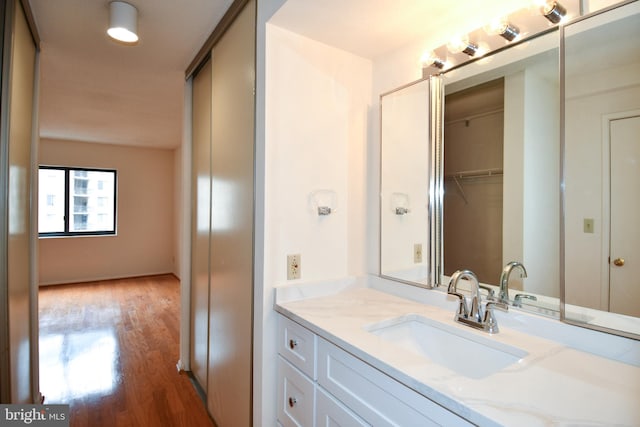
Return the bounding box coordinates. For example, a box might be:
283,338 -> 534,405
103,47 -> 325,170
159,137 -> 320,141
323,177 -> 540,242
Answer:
609,115 -> 640,317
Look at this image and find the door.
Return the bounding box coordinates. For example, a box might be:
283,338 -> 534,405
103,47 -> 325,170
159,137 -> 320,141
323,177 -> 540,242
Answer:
190,57 -> 212,390
206,1 -> 255,425
609,115 -> 640,317
0,0 -> 37,403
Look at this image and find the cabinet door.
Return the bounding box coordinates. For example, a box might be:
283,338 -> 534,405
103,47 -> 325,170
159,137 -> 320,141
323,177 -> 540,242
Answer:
278,356 -> 315,427
316,387 -> 369,427
317,338 -> 472,427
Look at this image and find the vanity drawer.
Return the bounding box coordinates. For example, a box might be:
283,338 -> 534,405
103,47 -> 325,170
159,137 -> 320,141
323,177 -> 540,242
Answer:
316,386 -> 369,427
278,356 -> 315,427
317,338 -> 472,427
279,315 -> 317,379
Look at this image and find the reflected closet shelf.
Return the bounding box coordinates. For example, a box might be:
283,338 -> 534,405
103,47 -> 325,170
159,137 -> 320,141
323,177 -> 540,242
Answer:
444,168 -> 503,205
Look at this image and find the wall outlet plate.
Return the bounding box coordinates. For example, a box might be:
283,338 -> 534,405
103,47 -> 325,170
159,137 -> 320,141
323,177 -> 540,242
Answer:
287,254 -> 301,280
414,243 -> 423,263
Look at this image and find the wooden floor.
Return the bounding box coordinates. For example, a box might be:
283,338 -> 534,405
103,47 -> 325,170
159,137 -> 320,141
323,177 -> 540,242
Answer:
38,275 -> 215,427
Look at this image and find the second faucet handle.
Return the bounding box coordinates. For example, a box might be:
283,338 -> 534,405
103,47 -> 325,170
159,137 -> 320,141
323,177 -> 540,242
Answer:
483,301 -> 509,334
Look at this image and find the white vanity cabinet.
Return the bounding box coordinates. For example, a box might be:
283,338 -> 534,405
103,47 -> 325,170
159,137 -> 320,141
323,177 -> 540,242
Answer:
277,314 -> 473,427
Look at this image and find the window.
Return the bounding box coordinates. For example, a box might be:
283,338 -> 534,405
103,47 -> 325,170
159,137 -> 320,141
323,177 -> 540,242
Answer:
38,166 -> 117,236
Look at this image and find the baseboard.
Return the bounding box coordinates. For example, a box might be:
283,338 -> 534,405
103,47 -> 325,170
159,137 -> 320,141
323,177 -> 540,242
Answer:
39,271 -> 176,287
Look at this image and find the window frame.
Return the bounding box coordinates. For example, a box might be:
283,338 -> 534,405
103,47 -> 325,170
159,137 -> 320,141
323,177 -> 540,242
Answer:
38,166 -> 118,237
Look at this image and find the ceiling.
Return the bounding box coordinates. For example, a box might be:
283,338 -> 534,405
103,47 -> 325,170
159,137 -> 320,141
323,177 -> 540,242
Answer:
29,0 -> 538,150
30,0 -> 233,149
268,0 -> 535,60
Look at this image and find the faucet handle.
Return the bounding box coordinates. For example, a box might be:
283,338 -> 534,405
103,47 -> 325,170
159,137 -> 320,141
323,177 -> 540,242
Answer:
447,291 -> 469,318
513,293 -> 538,308
483,301 -> 508,334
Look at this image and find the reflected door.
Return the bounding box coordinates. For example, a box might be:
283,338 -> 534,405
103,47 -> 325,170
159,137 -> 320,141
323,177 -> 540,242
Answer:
609,115 -> 640,317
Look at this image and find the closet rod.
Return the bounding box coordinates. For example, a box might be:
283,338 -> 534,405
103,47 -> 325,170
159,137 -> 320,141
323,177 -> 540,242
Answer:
445,168 -> 503,180
445,108 -> 503,126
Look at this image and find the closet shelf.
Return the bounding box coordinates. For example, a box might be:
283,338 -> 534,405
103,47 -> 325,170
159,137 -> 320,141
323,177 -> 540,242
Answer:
444,168 -> 503,205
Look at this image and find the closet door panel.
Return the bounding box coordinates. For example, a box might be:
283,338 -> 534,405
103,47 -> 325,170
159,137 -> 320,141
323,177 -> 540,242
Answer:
206,1 -> 256,426
190,57 -> 212,390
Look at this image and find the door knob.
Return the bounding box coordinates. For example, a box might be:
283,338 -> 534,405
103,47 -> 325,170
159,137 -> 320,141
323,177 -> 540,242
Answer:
613,258 -> 625,267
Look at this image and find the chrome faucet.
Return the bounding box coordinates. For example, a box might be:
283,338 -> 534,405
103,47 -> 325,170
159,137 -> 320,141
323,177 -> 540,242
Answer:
499,261 -> 527,304
448,269 -> 508,334
448,270 -> 478,320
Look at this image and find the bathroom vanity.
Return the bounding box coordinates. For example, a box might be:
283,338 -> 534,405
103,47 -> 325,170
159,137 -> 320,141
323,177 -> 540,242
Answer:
275,277 -> 640,426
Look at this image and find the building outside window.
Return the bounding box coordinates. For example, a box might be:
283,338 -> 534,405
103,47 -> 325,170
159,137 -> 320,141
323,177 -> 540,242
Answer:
38,166 -> 117,236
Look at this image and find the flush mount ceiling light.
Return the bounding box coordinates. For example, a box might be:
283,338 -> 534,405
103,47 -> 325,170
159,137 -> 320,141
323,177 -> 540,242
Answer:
541,1 -> 567,24
447,36 -> 478,57
484,19 -> 521,42
107,1 -> 139,44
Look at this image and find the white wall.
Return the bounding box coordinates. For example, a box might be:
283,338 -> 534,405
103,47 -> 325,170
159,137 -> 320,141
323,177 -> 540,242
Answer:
265,25 -> 372,285
521,65 -> 560,297
38,138 -> 176,285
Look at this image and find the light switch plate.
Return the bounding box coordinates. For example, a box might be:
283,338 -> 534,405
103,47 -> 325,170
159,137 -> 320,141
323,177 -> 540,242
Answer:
584,218 -> 594,234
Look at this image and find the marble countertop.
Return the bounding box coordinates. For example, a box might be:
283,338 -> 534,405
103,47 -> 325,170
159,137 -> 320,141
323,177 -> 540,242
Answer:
274,277 -> 640,427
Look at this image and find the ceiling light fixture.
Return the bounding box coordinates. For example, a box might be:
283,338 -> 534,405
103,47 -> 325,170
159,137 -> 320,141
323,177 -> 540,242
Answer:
447,36 -> 478,57
107,1 -> 139,44
541,1 -> 567,24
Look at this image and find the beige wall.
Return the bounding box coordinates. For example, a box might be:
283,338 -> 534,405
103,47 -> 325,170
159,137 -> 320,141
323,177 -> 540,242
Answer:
38,138 -> 175,285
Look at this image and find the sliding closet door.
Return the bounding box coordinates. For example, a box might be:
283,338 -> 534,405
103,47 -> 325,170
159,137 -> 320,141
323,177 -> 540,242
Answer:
0,0 -> 37,403
190,57 -> 212,391
207,0 -> 255,425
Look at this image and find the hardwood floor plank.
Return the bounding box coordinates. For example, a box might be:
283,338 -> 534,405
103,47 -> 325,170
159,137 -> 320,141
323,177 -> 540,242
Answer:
39,275 -> 215,427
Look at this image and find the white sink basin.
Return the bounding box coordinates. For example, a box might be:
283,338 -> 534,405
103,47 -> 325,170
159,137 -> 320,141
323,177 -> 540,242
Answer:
366,314 -> 528,379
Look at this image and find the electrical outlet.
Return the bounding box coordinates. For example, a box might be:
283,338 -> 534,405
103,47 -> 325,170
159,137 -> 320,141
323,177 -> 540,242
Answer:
414,243 -> 423,263
287,254 -> 301,280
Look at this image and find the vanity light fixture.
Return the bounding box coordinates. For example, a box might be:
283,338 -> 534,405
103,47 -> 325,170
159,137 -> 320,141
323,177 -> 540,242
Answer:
541,0 -> 567,24
447,36 -> 478,57
107,1 -> 139,44
484,19 -> 520,42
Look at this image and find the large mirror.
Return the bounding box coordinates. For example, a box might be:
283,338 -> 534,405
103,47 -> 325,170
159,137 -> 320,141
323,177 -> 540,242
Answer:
380,79 -> 434,286
563,0 -> 640,337
441,30 -> 561,314
381,28 -> 563,314
380,0 -> 640,339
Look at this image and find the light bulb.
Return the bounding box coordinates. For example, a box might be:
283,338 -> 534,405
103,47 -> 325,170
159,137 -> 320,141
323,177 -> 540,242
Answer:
484,18 -> 520,42
420,51 -> 446,69
541,1 -> 567,24
447,36 -> 478,56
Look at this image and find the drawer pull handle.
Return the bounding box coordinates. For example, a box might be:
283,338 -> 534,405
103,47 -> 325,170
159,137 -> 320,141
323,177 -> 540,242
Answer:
289,339 -> 298,350
288,396 -> 297,407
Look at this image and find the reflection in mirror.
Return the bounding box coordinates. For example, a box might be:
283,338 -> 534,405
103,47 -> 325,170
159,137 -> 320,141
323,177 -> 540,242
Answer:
563,0 -> 640,337
380,79 -> 432,286
442,31 -> 560,314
